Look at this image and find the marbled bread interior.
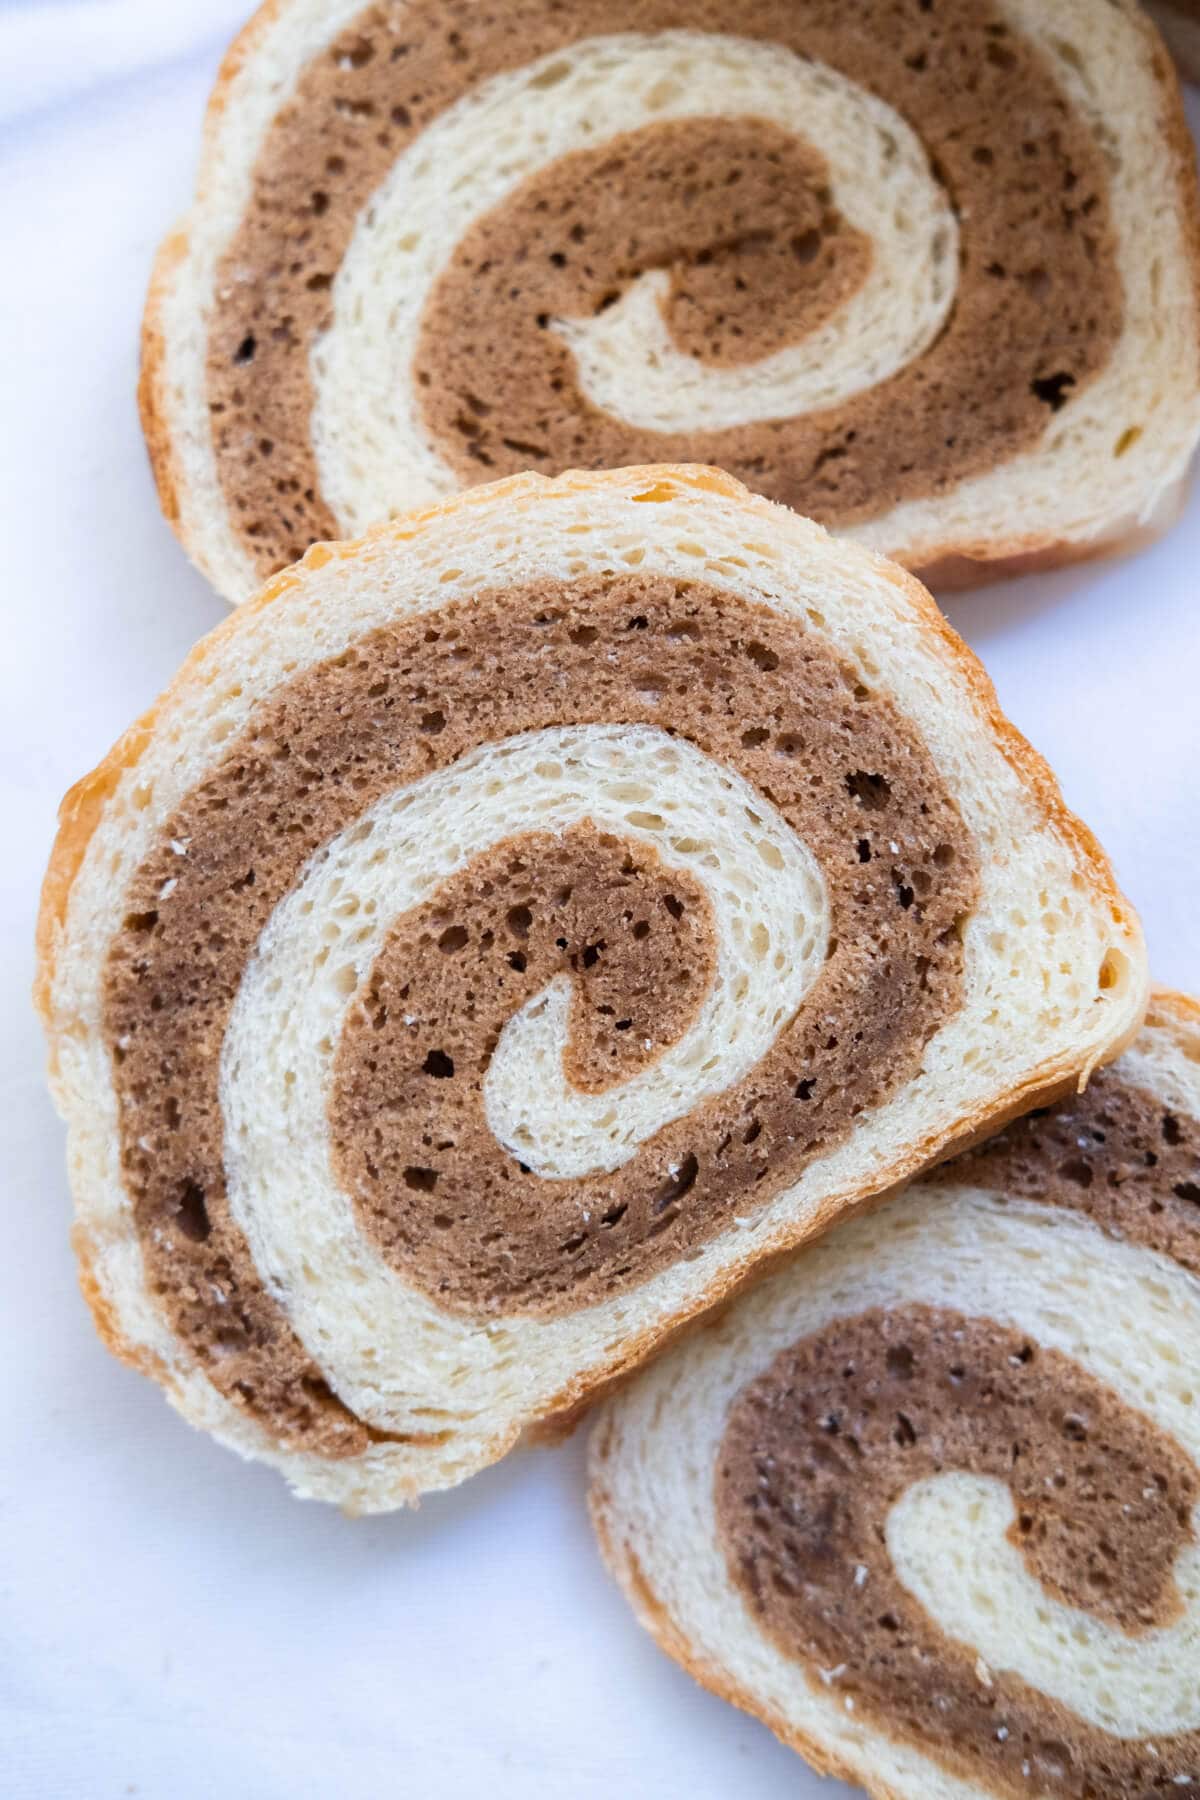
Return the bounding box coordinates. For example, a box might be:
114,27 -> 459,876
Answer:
38,465 -> 1145,1510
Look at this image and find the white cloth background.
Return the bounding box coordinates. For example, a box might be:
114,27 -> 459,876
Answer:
0,4 -> 1197,1794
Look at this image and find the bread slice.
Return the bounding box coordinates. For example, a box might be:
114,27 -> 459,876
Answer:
1151,3 -> 1200,82
590,989 -> 1200,1799
141,0 -> 1200,604
37,464 -> 1146,1512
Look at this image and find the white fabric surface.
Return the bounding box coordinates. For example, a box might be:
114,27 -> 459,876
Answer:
0,4 -> 1197,1794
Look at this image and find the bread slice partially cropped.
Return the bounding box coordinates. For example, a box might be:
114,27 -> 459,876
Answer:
590,989 -> 1200,1800
37,465 -> 1146,1512
140,0 -> 1200,604
1151,3 -> 1200,82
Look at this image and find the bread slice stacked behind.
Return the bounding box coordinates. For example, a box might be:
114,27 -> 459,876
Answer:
141,0 -> 1200,601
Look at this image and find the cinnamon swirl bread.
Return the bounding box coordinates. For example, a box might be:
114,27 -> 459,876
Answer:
37,466 -> 1145,1510
591,991 -> 1200,1800
140,0 -> 1200,602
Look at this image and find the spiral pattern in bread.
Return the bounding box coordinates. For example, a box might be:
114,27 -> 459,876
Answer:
38,467 -> 1144,1509
141,0 -> 1200,602
591,992 -> 1200,1800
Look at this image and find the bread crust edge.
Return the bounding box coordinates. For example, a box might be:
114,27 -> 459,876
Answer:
909,471 -> 1194,593
137,0 -> 298,594
586,1471 -> 913,1800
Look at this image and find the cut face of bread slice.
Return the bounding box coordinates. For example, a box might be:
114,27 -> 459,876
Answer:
1151,3 -> 1200,82
141,0 -> 1200,604
590,991 -> 1200,1800
37,466 -> 1146,1512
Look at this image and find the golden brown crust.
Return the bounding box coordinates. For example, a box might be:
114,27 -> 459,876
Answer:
139,0 -> 1200,602
37,463 -> 1146,1475
850,513 -> 1144,1012
35,719 -> 155,1038
137,230 -> 188,533
34,533 -> 313,1036
71,1222 -> 174,1395
72,1226 -> 132,1368
910,486 -> 1193,593
136,0 -> 295,589
205,0 -> 291,136
1148,985 -> 1200,1033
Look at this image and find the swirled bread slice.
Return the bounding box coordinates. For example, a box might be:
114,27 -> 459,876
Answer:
140,0 -> 1200,604
37,466 -> 1145,1511
1151,3 -> 1200,82
590,990 -> 1200,1800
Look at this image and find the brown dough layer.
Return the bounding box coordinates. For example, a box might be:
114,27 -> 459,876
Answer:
435,117 -> 873,377
419,117 -> 874,472
206,0 -> 1122,580
933,1067 -> 1200,1274
103,574 -> 975,1452
330,579 -> 975,1313
717,1302 -> 1200,1800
